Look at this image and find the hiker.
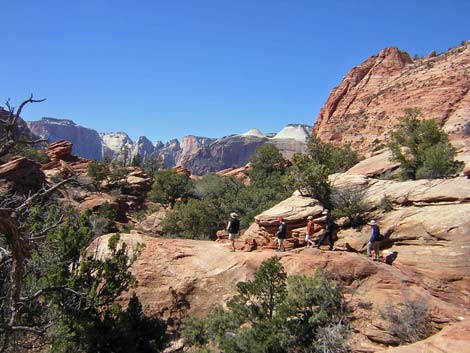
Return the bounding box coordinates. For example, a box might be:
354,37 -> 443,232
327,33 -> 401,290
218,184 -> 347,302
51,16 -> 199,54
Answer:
305,215 -> 315,247
317,209 -> 336,250
226,212 -> 240,252
367,219 -> 381,261
276,216 -> 287,252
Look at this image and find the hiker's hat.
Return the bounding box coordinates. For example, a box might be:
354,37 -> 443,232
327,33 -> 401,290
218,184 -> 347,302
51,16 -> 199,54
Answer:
321,209 -> 329,215
278,216 -> 284,222
368,220 -> 377,226
230,212 -> 239,218
307,215 -> 313,220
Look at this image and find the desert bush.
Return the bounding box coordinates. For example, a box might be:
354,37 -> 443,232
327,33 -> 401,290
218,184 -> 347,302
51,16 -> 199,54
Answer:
87,158 -> 111,185
381,297 -> 433,344
162,198 -> 220,240
285,153 -> 332,207
249,143 -> 287,189
181,258 -> 350,353
389,108 -> 463,180
331,184 -> 369,227
148,168 -> 193,207
306,136 -> 360,173
379,194 -> 394,212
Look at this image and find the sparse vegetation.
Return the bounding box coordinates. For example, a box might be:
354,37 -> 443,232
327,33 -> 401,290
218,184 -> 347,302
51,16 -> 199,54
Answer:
379,194 -> 394,212
381,297 -> 434,344
331,184 -> 370,227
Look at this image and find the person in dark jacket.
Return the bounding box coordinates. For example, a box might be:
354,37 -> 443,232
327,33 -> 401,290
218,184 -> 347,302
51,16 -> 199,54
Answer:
317,209 -> 336,251
367,219 -> 381,260
226,212 -> 240,252
276,216 -> 287,252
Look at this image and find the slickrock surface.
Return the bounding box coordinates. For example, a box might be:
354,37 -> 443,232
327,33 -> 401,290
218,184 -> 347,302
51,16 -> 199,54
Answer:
240,173 -> 470,301
313,43 -> 470,157
92,232 -> 469,352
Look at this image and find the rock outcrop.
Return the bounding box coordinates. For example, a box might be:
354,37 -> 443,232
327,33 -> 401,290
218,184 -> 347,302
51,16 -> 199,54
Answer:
0,156 -> 45,195
91,232 -> 469,351
313,43 -> 470,157
42,140 -> 90,176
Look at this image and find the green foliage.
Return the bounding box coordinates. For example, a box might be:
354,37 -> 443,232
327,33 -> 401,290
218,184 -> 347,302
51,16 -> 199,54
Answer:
331,184 -> 369,227
87,158 -> 111,185
109,159 -> 128,183
389,108 -> 463,180
148,169 -> 193,207
249,143 -> 287,189
162,198 -> 220,240
286,137 -> 360,208
285,153 -> 332,207
142,154 -> 165,175
132,153 -> 142,167
2,205 -> 167,352
9,143 -> 50,163
181,317 -> 209,347
381,297 -> 433,344
182,258 -> 349,353
306,136 -> 360,173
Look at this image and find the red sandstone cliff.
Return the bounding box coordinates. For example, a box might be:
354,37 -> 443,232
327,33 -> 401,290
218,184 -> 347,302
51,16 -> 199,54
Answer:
313,42 -> 470,155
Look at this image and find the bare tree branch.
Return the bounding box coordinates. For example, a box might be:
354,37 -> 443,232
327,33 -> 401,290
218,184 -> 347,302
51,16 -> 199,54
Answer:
11,94 -> 47,128
0,95 -> 47,159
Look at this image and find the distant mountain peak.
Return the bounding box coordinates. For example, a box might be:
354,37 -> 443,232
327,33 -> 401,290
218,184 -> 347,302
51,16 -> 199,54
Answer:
272,125 -> 311,142
40,117 -> 77,126
241,128 -> 265,138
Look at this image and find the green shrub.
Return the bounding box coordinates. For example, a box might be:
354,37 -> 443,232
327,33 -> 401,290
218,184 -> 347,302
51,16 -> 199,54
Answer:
162,198 -> 220,240
87,158 -> 110,185
148,169 -> 193,207
182,258 -> 350,353
285,153 -> 332,206
389,108 -> 463,180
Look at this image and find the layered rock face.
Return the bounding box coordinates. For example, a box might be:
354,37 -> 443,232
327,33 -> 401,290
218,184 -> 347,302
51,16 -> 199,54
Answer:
313,43 -> 470,156
28,117 -> 103,160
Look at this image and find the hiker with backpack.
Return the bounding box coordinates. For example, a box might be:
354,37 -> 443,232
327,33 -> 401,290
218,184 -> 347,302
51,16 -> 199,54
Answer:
276,216 -> 287,252
227,212 -> 240,252
317,209 -> 337,251
367,219 -> 381,261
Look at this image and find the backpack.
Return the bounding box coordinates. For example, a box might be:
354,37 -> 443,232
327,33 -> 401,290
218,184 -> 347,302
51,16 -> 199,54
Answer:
228,219 -> 240,234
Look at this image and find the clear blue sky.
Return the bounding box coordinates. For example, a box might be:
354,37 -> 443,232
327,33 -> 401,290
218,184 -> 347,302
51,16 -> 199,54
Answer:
3,0 -> 469,143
